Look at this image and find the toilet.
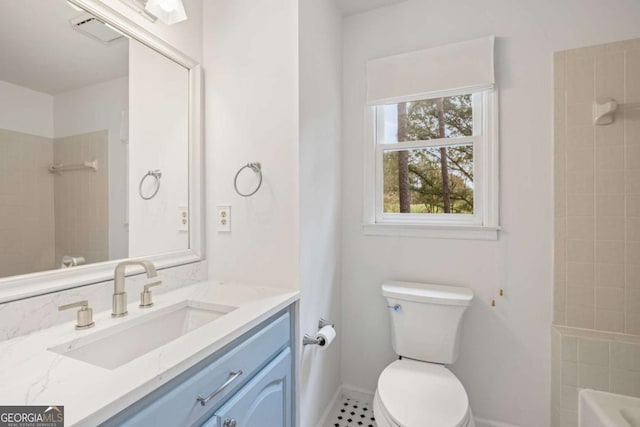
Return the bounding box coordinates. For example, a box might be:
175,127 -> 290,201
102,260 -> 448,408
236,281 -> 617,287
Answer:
373,281 -> 475,427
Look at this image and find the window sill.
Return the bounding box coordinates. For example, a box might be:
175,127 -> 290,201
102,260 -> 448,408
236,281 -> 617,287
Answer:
362,223 -> 500,241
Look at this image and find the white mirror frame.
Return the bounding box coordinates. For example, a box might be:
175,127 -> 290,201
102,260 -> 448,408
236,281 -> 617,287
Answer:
0,0 -> 204,304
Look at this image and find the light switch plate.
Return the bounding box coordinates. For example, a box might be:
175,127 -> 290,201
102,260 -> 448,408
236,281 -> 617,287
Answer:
216,205 -> 231,233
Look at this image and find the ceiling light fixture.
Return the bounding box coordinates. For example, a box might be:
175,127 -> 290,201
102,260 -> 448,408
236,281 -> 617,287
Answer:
119,0 -> 158,23
120,0 -> 187,25
145,0 -> 188,25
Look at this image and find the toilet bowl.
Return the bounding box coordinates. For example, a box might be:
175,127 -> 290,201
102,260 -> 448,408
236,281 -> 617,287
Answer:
374,281 -> 475,427
373,359 -> 474,427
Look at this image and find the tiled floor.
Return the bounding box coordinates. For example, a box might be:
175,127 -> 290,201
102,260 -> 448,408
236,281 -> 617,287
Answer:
330,395 -> 377,427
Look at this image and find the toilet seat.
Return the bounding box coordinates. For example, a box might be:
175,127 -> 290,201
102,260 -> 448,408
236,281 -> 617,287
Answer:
374,359 -> 472,427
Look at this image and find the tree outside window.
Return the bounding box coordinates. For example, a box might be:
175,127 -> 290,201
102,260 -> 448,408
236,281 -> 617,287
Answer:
381,95 -> 475,215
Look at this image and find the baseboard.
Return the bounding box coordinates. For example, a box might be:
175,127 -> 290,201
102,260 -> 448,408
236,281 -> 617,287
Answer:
315,385 -> 343,427
474,416 -> 521,427
341,383 -> 375,401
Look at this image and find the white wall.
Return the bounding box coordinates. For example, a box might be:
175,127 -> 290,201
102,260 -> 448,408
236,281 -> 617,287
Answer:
54,76 -> 129,260
204,0 -> 299,290
299,0 -> 343,425
0,80 -> 53,138
128,39 -> 189,257
340,1 -> 640,426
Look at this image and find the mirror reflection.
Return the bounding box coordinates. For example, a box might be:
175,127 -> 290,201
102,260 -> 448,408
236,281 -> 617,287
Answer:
0,1 -> 190,279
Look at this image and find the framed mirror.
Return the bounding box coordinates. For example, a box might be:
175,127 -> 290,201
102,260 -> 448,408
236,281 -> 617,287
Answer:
0,0 -> 203,302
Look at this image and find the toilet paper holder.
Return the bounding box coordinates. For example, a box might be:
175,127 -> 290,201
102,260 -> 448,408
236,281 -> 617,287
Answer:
303,318 -> 335,346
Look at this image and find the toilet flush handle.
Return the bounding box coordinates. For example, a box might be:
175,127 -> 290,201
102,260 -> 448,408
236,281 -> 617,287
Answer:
388,304 -> 401,312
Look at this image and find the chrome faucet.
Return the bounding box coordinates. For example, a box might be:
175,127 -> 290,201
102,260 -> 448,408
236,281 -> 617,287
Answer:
112,260 -> 158,317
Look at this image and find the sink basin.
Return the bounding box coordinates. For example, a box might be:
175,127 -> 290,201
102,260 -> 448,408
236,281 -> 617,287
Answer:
580,389 -> 640,427
50,300 -> 236,369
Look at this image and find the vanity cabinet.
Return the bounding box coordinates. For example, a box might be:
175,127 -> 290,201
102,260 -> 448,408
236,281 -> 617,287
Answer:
104,310 -> 293,427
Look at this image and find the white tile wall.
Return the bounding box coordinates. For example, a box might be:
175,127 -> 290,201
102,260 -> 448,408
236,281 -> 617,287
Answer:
0,129 -> 111,277
551,326 -> 640,427
53,130 -> 109,266
0,128 -> 55,277
553,37 -> 640,427
554,38 -> 640,334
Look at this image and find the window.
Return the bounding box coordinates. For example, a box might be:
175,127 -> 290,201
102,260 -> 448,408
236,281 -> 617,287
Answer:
363,37 -> 499,239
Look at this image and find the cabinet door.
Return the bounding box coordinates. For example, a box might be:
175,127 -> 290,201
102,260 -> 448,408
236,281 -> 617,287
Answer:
205,347 -> 292,427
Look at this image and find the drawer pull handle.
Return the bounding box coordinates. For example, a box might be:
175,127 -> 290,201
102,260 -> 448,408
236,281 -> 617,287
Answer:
196,370 -> 243,406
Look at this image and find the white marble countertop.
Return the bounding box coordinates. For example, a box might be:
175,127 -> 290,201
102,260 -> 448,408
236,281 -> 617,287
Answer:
0,281 -> 299,426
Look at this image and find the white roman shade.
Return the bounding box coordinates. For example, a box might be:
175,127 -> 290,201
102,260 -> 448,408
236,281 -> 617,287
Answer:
366,36 -> 495,105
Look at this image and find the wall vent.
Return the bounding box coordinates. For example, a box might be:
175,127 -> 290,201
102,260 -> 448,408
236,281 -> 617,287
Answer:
69,13 -> 125,45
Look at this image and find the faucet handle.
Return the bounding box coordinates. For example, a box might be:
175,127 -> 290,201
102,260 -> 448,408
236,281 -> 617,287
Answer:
59,300 -> 95,330
140,280 -> 162,308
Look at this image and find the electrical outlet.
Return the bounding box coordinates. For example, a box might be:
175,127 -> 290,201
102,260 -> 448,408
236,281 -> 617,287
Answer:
216,205 -> 231,232
178,206 -> 188,232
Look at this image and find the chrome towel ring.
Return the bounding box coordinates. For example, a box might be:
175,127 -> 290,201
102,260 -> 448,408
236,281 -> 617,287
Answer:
234,162 -> 262,197
139,170 -> 162,200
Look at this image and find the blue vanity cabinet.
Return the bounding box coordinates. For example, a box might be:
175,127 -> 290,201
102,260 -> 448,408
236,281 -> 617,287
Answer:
103,309 -> 294,427
201,347 -> 291,427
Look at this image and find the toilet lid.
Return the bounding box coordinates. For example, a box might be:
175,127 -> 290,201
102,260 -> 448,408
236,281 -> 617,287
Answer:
377,359 -> 469,427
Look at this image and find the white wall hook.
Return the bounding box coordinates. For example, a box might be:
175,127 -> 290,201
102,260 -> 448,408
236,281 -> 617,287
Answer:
593,98 -> 618,126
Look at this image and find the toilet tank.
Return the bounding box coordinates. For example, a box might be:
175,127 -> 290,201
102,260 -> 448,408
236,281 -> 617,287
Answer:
382,281 -> 473,364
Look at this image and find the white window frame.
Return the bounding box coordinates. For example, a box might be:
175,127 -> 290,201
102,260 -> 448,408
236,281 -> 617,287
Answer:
363,90 -> 500,240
